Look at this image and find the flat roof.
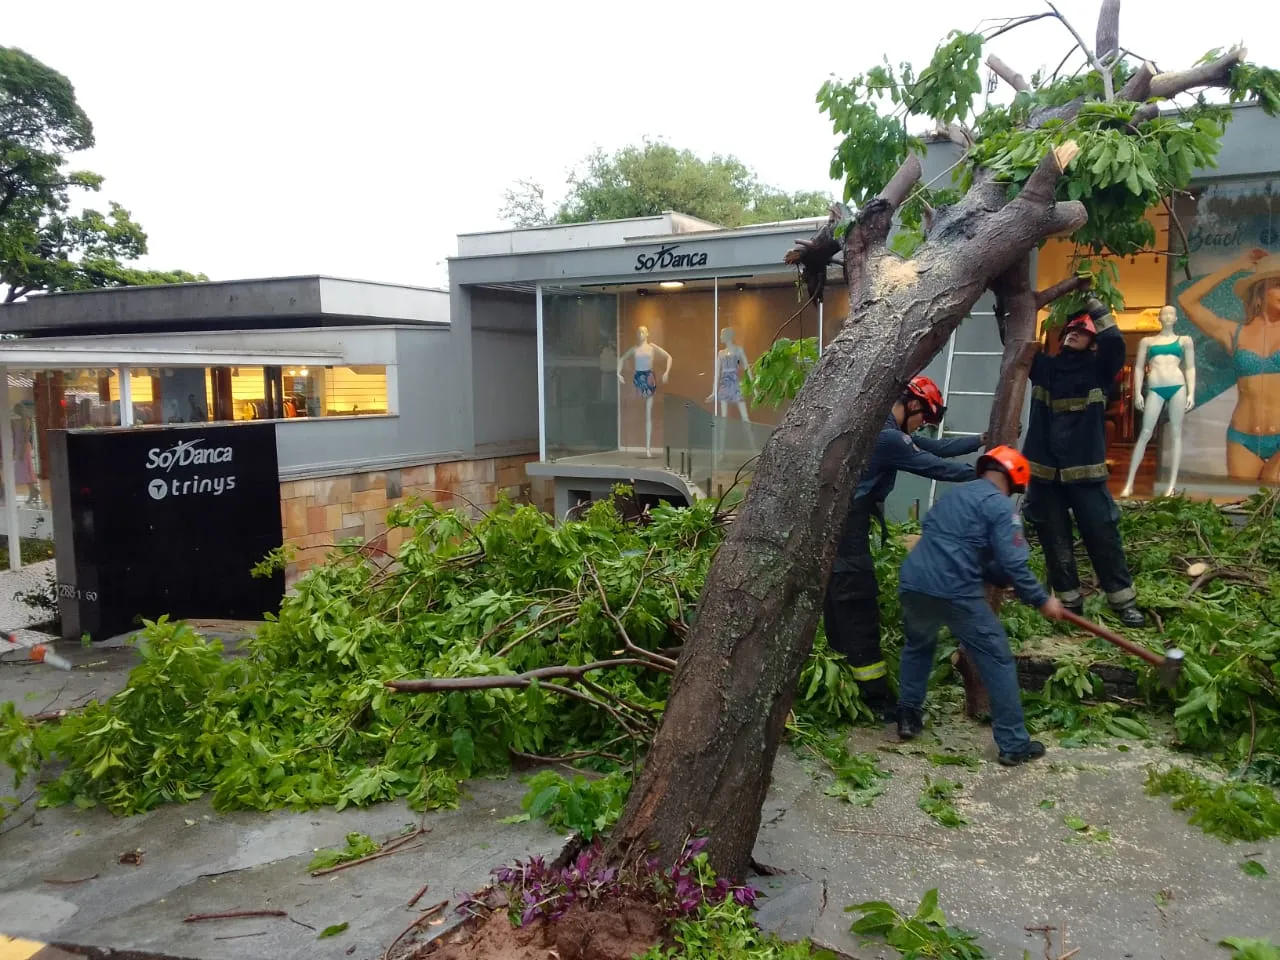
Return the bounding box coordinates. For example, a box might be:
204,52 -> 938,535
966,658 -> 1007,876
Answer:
0,275 -> 450,337
448,215 -> 829,262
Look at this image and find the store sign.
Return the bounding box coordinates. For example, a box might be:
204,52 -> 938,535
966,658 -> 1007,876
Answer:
144,438 -> 238,500
633,243 -> 709,273
49,423 -> 284,641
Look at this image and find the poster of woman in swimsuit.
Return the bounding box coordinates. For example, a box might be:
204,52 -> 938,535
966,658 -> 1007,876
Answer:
1170,177 -> 1280,485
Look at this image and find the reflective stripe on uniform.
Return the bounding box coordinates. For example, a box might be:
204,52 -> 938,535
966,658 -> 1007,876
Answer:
1057,589 -> 1083,604
851,661 -> 887,682
1031,386 -> 1107,413
1026,461 -> 1109,483
1028,459 -> 1056,481
1058,463 -> 1109,482
1106,585 -> 1137,605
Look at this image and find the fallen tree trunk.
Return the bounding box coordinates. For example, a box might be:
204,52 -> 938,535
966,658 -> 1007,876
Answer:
609,146 -> 1087,879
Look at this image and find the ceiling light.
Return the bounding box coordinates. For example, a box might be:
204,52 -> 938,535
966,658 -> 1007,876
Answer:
299,368 -> 309,376
659,281 -> 684,289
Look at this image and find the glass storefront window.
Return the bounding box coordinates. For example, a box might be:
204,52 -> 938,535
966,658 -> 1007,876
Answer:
99,365 -> 392,425
542,287 -> 620,460
538,274 -> 823,492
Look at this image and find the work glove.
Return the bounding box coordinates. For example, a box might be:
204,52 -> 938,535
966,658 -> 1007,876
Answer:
1085,297 -> 1110,321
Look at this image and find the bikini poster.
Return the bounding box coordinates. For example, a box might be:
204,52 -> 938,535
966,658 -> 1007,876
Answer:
1168,177 -> 1280,486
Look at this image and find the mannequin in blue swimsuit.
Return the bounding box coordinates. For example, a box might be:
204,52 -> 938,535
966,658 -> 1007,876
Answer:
1178,249 -> 1280,483
1121,306 -> 1196,498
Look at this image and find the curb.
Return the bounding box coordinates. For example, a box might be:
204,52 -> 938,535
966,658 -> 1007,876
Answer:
0,935 -> 84,960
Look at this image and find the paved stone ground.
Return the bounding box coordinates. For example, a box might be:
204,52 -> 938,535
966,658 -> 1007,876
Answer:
751,719 -> 1279,960
3,615 -> 1277,959
0,627 -> 571,960
0,559 -> 58,651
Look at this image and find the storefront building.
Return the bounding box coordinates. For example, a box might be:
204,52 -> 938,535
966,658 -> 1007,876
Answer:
1033,102 -> 1280,499
0,276 -> 552,585
450,103 -> 1279,519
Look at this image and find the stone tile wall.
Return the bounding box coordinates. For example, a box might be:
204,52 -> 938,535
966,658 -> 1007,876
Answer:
279,453 -> 553,583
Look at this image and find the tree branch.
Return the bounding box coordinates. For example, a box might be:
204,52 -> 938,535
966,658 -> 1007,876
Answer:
1130,45 -> 1247,121
1149,45 -> 1247,99
1119,61 -> 1158,101
1019,142 -> 1082,212
1035,274 -> 1092,309
1046,1 -> 1114,100
385,658 -> 667,693
986,54 -> 1029,93
1095,0 -> 1121,67
846,154 -> 923,308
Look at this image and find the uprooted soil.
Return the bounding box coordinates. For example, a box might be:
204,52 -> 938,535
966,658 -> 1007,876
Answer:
419,898 -> 667,960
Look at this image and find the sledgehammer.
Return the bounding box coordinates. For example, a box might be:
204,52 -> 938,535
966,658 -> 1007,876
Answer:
1060,609 -> 1184,688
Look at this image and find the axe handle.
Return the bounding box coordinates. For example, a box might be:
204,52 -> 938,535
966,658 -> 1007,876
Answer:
1060,609 -> 1164,667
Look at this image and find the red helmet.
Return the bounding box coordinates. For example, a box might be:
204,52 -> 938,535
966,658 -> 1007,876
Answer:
1061,314 -> 1097,339
978,445 -> 1031,492
905,375 -> 946,424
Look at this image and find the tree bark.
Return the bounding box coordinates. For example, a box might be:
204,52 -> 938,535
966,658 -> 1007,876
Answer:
986,258 -> 1041,448
609,146 -> 1086,880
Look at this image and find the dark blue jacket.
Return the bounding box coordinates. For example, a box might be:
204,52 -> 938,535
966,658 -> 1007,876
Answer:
899,478 -> 1050,608
833,415 -> 982,572
1023,305 -> 1125,484
854,414 -> 982,506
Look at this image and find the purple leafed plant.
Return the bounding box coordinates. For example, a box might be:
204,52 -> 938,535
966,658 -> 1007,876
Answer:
459,836 -> 760,928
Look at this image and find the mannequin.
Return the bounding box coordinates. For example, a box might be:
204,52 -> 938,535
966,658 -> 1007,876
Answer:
706,327 -> 751,454
617,326 -> 672,457
1121,305 -> 1196,498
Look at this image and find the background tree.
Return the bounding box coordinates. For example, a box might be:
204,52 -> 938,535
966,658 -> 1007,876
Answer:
1,46 -> 204,304
499,139 -> 834,228
607,4 -> 1280,879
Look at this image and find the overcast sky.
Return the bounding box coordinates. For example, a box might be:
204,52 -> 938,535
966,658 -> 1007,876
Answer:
9,1 -> 1272,289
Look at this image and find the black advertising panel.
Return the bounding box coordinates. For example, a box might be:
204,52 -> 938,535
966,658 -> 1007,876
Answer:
50,423 -> 284,641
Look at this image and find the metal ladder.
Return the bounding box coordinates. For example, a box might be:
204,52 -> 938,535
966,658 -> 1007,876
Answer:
927,314 -> 1002,511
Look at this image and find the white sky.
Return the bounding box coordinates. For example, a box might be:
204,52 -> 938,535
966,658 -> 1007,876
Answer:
7,1 -> 1271,289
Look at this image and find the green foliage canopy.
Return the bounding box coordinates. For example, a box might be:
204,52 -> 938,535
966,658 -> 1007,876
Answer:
0,46 -> 204,302
500,140 -> 834,229
818,28 -> 1280,326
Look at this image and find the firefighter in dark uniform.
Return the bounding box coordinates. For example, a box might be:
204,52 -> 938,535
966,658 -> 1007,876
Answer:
1022,298 -> 1145,627
825,375 -> 987,717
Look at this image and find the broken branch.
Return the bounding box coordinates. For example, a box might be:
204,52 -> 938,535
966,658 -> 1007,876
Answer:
184,910 -> 287,922
42,874 -> 99,885
310,828 -> 431,877
383,900 -> 449,960
1131,45 -> 1248,121
986,54 -> 1029,92
1035,274 -> 1092,309
386,658 -> 665,693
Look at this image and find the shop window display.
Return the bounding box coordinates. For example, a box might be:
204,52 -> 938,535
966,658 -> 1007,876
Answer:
1170,179 -> 1280,486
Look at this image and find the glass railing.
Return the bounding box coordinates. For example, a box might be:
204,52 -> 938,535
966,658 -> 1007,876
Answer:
655,396 -> 773,497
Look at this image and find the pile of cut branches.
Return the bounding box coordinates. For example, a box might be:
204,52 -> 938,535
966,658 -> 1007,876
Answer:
0,489 -> 863,818
2,488 -> 1276,823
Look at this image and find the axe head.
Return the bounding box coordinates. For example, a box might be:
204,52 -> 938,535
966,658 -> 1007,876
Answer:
1157,648 -> 1186,689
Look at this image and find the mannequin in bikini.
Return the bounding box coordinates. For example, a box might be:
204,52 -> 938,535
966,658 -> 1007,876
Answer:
1121,306 -> 1196,498
617,326 -> 672,457
706,327 -> 750,453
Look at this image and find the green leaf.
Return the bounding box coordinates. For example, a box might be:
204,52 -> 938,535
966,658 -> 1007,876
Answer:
1240,860 -> 1268,878
451,728 -> 475,776
528,785 -> 562,818
318,922 -> 348,939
